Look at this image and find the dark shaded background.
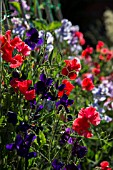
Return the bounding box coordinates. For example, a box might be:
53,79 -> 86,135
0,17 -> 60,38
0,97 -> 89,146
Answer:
60,0 -> 113,45
60,0 -> 113,32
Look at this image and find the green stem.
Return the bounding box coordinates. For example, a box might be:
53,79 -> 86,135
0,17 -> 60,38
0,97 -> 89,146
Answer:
2,0 -> 9,30
52,0 -> 63,20
19,0 -> 26,19
36,0 -> 43,19
25,158 -> 28,170
45,0 -> 54,23
48,113 -> 60,161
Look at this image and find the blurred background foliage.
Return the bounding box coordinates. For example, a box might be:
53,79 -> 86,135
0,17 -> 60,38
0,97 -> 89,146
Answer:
2,0 -> 113,48
60,0 -> 113,48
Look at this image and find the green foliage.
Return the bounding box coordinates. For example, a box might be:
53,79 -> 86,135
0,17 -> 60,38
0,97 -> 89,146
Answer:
33,20 -> 61,31
9,2 -> 22,15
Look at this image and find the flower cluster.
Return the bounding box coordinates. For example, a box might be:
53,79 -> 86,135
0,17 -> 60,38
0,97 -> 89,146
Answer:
73,106 -> 101,138
55,19 -> 85,54
62,57 -> 81,80
98,161 -> 112,170
25,28 -> 44,50
92,79 -> 113,122
58,79 -> 74,97
25,28 -> 54,57
0,30 -> 30,68
81,77 -> 95,91
10,75 -> 35,101
6,133 -> 37,159
52,159 -> 82,170
96,41 -> 113,61
1,10 -> 113,169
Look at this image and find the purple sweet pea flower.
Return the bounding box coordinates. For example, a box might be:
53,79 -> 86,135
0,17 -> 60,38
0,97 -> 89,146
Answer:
6,133 -> 37,159
25,28 -> 44,50
12,25 -> 26,37
33,105 -> 44,120
64,163 -> 81,170
56,94 -> 74,113
52,159 -> 64,170
34,74 -> 53,99
30,98 -> 37,109
72,142 -> 87,159
60,128 -> 75,145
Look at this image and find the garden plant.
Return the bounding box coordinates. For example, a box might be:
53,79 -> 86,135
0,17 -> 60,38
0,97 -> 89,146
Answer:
0,0 -> 113,170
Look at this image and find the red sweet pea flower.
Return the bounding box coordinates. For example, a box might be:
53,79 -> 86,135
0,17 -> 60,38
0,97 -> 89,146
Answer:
0,31 -> 14,62
72,117 -> 93,138
81,77 -> 94,91
97,45 -> 113,61
0,30 -> 31,68
58,79 -> 74,97
72,106 -> 101,138
0,31 -> 14,63
10,78 -> 20,92
92,67 -> 100,75
74,31 -> 85,45
17,80 -> 32,94
78,106 -> 101,126
10,78 -> 35,101
10,79 -> 32,94
92,62 -> 100,75
10,55 -> 23,68
100,161 -> 112,170
16,41 -> 31,57
62,58 -> 81,80
10,36 -> 31,57
24,89 -> 36,101
62,67 -> 78,80
10,36 -> 22,47
96,41 -> 104,52
1,43 -> 14,62
82,46 -> 93,59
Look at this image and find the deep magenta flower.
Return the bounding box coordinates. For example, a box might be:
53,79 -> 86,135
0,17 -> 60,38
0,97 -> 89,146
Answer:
64,163 -> 81,170
6,133 -> 37,159
60,128 -> 75,145
25,28 -> 44,50
56,94 -> 74,113
52,159 -> 64,170
72,142 -> 87,158
34,73 -> 53,98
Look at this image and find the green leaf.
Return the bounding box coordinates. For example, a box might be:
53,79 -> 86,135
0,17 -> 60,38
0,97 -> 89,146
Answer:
33,20 -> 47,30
9,2 -> 22,15
39,130 -> 46,146
17,115 -> 23,121
49,50 -> 54,65
47,21 -> 62,31
0,116 -> 5,126
48,47 -> 61,65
